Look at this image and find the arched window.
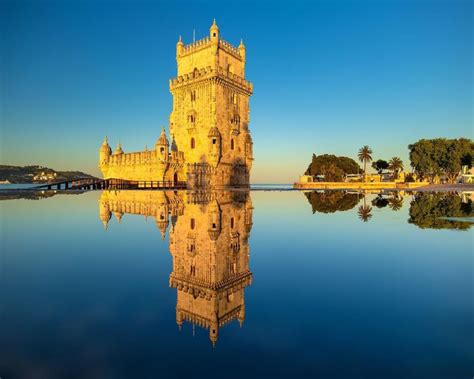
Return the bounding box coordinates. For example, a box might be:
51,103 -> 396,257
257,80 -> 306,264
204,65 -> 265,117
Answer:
190,218 -> 195,230
190,90 -> 196,102
230,114 -> 240,126
191,138 -> 195,149
230,217 -> 234,229
231,139 -> 234,150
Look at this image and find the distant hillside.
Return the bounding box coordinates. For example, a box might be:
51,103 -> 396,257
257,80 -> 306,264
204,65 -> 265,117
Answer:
0,165 -> 97,184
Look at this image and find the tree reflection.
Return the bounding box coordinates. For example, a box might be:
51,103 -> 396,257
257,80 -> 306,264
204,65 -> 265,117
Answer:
371,193 -> 404,211
408,193 -> 473,230
304,191 -> 361,214
358,196 -> 373,222
388,195 -> 404,211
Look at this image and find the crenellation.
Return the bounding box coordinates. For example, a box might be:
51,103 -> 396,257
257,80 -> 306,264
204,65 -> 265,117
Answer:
218,39 -> 241,59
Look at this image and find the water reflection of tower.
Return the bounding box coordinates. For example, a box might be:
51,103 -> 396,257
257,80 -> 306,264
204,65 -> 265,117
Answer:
98,191 -> 185,237
169,191 -> 253,346
98,190 -> 253,345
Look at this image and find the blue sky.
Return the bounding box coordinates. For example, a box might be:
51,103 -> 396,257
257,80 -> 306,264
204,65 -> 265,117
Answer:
1,0 -> 472,182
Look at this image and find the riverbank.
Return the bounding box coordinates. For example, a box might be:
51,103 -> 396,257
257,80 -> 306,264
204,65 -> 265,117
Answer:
293,181 -> 474,192
414,183 -> 474,192
293,181 -> 425,190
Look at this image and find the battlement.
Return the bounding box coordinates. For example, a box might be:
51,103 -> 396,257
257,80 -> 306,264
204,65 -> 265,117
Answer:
107,150 -> 184,166
180,37 -> 242,60
169,65 -> 253,93
218,39 -> 241,59
181,36 -> 211,56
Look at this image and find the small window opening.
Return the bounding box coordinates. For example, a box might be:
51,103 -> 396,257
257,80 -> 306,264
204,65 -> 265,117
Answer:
231,139 -> 234,150
231,217 -> 234,228
191,138 -> 195,149
191,218 -> 195,229
212,223 -> 216,229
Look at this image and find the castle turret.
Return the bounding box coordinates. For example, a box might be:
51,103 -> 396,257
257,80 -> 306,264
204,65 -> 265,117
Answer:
99,200 -> 111,230
114,211 -> 123,223
209,312 -> 218,347
155,202 -> 170,240
210,19 -> 219,42
99,136 -> 112,166
208,199 -> 221,240
176,307 -> 183,331
239,39 -> 246,74
208,127 -> 222,167
156,127 -> 170,161
245,133 -> 253,170
176,35 -> 184,58
171,135 -> 178,159
115,142 -> 124,155
238,300 -> 246,327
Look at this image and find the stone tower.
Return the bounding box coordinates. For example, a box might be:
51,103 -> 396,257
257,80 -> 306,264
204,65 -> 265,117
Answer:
169,20 -> 253,188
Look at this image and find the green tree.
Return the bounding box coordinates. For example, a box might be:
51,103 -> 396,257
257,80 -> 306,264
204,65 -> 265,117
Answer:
371,159 -> 389,174
409,138 -> 473,183
388,157 -> 404,180
304,154 -> 361,181
358,146 -> 373,176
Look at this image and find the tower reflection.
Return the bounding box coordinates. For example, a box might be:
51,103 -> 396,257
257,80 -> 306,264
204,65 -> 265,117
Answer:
99,190 -> 253,345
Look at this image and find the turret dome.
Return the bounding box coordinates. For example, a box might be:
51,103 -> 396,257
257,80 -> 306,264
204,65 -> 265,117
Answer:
208,127 -> 221,137
210,19 -> 219,33
100,136 -> 112,155
171,135 -> 178,152
115,142 -> 124,155
156,127 -> 169,146
210,19 -> 219,41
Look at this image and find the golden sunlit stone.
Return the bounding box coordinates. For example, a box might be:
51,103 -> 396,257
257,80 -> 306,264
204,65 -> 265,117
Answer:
99,20 -> 253,188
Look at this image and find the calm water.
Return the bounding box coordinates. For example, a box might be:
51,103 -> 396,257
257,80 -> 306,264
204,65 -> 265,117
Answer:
0,190 -> 472,379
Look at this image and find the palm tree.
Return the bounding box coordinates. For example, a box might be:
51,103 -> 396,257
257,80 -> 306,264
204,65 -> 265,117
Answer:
388,157 -> 404,180
357,146 -> 373,177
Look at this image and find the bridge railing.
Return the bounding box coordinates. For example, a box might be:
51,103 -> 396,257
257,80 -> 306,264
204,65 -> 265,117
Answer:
32,178 -> 187,191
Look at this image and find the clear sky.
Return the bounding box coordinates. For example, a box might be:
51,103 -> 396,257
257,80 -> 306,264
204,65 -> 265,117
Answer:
1,0 -> 472,183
